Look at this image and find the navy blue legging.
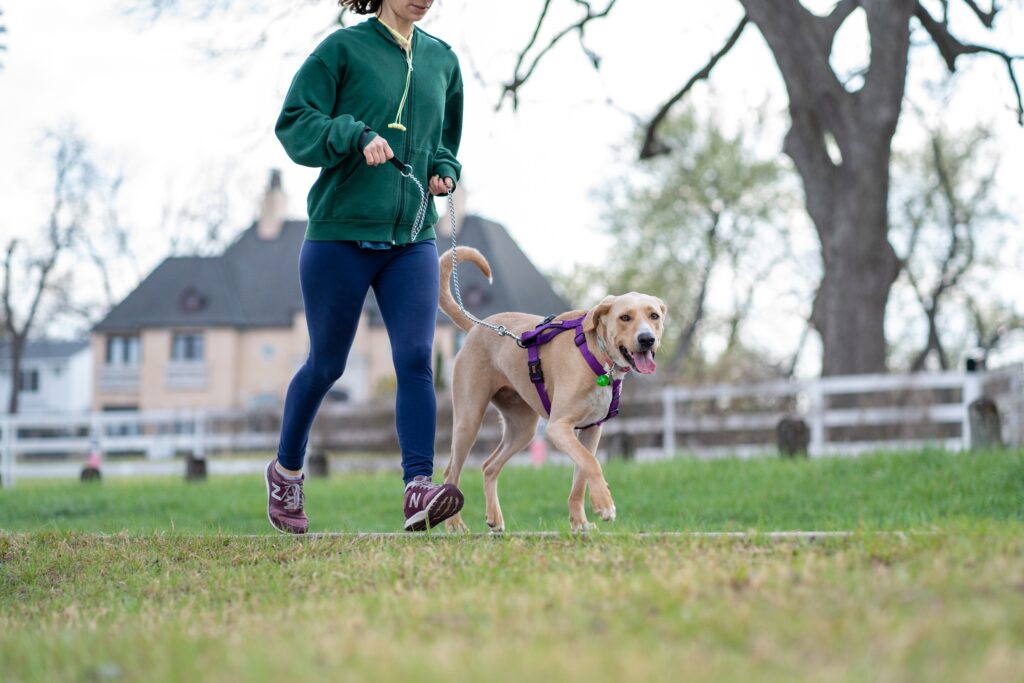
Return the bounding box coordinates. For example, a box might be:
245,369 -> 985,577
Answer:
276,239 -> 440,483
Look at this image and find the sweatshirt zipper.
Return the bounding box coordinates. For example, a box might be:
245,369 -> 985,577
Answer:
392,36 -> 415,245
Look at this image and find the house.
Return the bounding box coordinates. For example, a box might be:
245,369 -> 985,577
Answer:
0,340 -> 92,414
90,171 -> 570,413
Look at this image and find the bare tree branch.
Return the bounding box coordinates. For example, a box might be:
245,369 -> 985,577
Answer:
960,0 -> 999,27
914,0 -> 1023,123
1,241 -> 16,338
665,216 -> 718,378
820,0 -> 861,42
639,16 -> 749,160
498,0 -> 618,111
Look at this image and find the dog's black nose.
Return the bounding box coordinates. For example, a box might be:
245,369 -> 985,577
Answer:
638,333 -> 655,350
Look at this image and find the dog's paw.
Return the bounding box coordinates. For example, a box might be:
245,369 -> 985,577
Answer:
571,520 -> 597,534
446,516 -> 470,534
486,519 -> 505,534
589,483 -> 617,522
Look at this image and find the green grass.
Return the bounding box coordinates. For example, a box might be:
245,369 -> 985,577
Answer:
2,531 -> 1023,683
1,449 -> 1021,533
2,450 -> 1023,683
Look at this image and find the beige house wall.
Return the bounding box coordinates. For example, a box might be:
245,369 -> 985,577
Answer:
234,315 -> 308,407
92,312 -> 461,412
91,335 -> 136,411
141,328 -> 237,410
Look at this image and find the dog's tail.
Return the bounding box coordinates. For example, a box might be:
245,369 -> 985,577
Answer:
439,247 -> 492,333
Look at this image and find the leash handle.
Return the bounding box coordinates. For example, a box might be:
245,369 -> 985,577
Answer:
389,156 -> 410,174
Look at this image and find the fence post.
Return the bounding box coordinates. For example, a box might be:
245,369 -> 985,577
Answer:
807,380 -> 825,457
1009,368 -> 1024,448
961,371 -> 985,451
5,415 -> 17,488
194,410 -> 206,460
1,416 -> 11,489
90,412 -> 103,455
662,386 -> 676,459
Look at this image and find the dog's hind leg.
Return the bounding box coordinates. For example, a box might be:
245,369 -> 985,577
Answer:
568,425 -> 602,532
481,388 -> 539,533
443,361 -> 492,533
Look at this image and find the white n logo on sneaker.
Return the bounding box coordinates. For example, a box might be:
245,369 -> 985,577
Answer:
271,482 -> 283,501
409,492 -> 422,508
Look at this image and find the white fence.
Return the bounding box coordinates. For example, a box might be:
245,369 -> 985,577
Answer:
655,365 -> 1023,460
1,365 -> 1021,487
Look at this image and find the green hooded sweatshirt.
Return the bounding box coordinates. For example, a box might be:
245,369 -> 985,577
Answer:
275,17 -> 463,245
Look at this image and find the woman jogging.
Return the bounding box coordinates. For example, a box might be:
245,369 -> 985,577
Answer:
266,0 -> 464,534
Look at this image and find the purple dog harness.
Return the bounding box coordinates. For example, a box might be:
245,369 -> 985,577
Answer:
518,314 -> 624,430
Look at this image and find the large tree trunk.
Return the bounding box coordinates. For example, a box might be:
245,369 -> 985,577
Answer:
812,160 -> 902,375
741,0 -> 914,375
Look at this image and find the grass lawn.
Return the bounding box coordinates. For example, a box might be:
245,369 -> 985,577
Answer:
2,450 -> 1023,683
1,449 -> 1022,533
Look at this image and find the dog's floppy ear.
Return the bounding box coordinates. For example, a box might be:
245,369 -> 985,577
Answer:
583,296 -> 616,333
655,297 -> 668,319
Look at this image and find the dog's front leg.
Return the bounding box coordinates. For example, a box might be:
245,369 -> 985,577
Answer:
567,425 -> 604,532
546,418 -> 616,528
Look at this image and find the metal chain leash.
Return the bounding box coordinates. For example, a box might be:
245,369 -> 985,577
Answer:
401,166 -> 431,243
399,164 -> 524,346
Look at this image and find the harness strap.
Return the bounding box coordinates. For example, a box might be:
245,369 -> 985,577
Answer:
525,314 -> 624,429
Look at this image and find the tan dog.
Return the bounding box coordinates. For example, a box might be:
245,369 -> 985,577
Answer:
438,247 -> 667,533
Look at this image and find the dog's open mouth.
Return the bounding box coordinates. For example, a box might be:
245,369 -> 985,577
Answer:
619,345 -> 657,374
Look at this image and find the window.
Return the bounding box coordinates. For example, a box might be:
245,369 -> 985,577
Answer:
19,368 -> 39,393
172,332 -> 204,361
106,335 -> 140,365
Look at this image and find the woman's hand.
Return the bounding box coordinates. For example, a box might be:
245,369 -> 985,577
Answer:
363,136 -> 395,166
429,175 -> 454,195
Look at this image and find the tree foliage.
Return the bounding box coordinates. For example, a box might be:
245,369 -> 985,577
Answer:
890,117 -> 1020,370
549,107 -> 797,382
1,127 -> 131,413
507,0 -> 1023,376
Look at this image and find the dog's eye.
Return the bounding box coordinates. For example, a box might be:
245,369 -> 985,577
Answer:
650,312 -> 660,320
619,314 -> 631,322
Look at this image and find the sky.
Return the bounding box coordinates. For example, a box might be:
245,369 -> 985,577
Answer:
1,0 -> 1022,372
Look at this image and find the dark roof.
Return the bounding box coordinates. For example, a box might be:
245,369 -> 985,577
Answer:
0,339 -> 89,361
94,215 -> 569,332
94,221 -> 307,332
437,215 -> 570,321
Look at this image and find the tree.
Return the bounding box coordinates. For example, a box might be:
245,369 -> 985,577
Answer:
549,106 -> 796,382
502,0 -> 1023,376
1,128 -> 129,414
890,117 -> 1018,370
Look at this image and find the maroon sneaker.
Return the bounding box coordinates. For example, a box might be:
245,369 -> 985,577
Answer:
404,476 -> 464,531
264,460 -> 309,534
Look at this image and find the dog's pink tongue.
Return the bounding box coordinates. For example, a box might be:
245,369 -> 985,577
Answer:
635,350 -> 657,374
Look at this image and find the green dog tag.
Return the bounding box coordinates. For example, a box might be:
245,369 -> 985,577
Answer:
595,374 -> 611,387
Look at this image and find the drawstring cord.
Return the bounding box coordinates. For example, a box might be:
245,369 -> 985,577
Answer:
377,16 -> 413,132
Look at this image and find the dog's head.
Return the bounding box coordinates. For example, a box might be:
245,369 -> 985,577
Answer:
582,293 -> 667,374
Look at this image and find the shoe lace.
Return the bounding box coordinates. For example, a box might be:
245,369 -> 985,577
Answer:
408,477 -> 440,494
282,481 -> 305,512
